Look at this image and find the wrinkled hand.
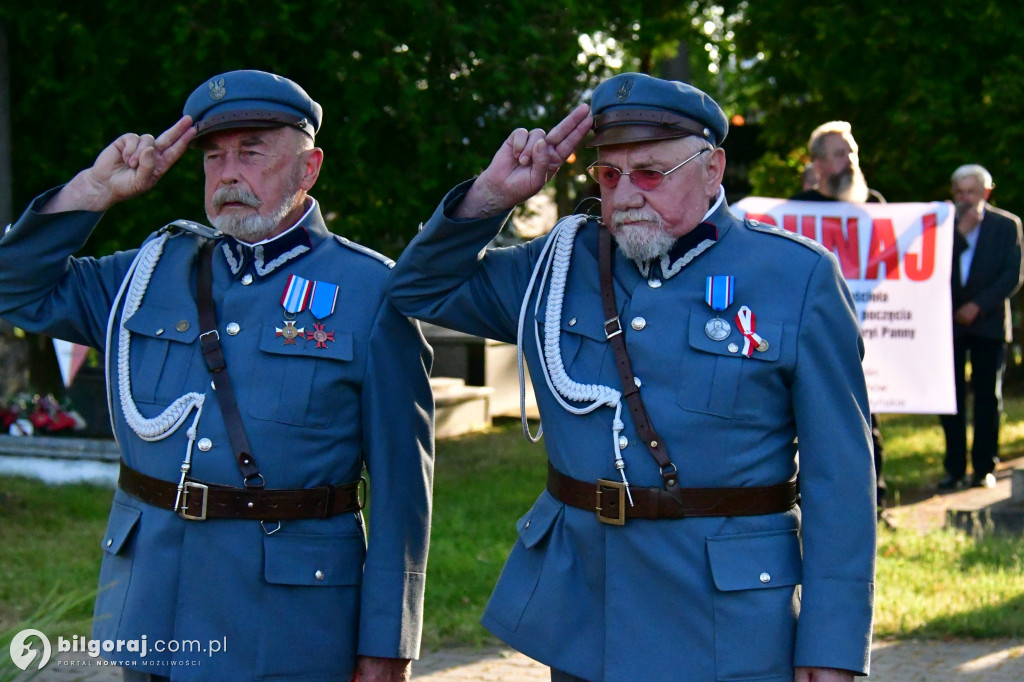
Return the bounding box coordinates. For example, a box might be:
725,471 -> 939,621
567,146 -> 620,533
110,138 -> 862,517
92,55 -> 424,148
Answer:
794,666 -> 855,682
351,656 -> 410,682
43,116 -> 196,214
954,301 -> 981,326
455,103 -> 592,219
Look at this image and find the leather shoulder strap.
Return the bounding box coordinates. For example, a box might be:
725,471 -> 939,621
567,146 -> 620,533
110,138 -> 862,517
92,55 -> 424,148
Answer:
598,227 -> 678,488
197,241 -> 263,487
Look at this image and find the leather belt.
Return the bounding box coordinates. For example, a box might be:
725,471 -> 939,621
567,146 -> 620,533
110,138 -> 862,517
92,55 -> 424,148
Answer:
118,461 -> 365,521
547,462 -> 798,526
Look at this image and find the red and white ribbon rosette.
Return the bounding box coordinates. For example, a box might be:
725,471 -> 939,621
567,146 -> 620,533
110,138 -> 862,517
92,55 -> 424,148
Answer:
734,305 -> 763,358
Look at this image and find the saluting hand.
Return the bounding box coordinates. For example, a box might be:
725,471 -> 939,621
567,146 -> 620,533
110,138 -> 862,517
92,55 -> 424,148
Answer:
454,103 -> 592,219
42,116 -> 197,214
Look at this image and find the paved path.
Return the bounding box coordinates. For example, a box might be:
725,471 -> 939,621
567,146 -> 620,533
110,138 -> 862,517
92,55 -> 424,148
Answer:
25,638 -> 1024,681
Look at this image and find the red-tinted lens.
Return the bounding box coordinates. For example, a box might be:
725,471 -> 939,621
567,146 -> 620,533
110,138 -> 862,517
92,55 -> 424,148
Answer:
588,165 -> 621,188
629,169 -> 665,191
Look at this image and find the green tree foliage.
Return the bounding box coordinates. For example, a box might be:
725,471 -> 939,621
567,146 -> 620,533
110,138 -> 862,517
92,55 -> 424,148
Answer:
722,0 -> 1024,207
0,1 -> 712,257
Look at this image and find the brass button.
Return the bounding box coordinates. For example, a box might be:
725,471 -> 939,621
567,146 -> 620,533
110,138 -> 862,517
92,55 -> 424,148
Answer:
226,322 -> 240,336
175,320 -> 190,333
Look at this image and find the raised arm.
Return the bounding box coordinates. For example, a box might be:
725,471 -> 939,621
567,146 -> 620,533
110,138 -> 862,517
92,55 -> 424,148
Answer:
42,116 -> 196,214
455,103 -> 591,219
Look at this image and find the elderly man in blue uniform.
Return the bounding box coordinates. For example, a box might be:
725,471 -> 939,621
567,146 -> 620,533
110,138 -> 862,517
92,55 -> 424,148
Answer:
0,71 -> 433,681
388,73 -> 876,681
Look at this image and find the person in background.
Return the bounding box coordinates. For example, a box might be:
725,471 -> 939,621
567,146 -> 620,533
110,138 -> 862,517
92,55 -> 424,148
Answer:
939,164 -> 1023,489
790,120 -> 888,508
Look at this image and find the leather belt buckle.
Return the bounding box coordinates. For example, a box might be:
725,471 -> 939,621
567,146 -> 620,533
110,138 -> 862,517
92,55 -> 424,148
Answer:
178,481 -> 209,521
595,479 -> 626,526
354,477 -> 368,511
603,316 -> 622,339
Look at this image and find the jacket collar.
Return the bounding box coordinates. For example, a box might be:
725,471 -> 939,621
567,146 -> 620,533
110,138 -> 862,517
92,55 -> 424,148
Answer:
219,198 -> 328,279
634,187 -> 734,280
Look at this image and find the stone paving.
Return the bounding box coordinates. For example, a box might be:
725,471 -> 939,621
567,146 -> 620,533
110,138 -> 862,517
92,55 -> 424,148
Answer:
23,638 -> 1024,681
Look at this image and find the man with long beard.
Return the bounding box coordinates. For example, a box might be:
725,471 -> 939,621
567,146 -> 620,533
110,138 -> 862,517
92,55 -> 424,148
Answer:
791,121 -> 883,204
0,70 -> 433,681
388,73 -> 876,681
790,120 -> 888,510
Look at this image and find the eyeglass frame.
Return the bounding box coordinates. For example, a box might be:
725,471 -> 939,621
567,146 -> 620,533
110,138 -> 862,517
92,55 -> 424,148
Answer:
587,147 -> 712,190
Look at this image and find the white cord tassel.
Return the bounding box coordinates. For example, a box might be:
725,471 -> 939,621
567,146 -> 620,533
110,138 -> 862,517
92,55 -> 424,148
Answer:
517,216 -> 633,504
104,234 -> 205,465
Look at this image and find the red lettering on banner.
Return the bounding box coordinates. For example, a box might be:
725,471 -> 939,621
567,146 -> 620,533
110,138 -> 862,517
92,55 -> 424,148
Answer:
865,218 -> 900,279
801,215 -> 815,239
780,215 -> 816,238
747,213 -> 777,227
905,212 -> 937,281
821,216 -> 861,279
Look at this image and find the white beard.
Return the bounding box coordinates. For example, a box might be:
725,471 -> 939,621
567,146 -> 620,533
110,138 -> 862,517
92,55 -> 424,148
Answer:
828,164 -> 870,203
208,186 -> 300,242
610,208 -> 676,264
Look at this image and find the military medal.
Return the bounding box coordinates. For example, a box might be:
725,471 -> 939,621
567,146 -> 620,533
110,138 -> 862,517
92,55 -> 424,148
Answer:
275,320 -> 305,345
309,280 -> 339,319
735,305 -> 767,357
307,323 -> 335,349
704,275 -> 734,341
281,274 -> 312,314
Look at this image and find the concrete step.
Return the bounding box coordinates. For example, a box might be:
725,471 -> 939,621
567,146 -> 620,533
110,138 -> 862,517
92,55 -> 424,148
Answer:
430,377 -> 493,439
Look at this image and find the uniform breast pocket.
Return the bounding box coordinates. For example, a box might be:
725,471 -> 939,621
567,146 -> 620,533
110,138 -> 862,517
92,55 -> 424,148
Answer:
677,312 -> 783,421
537,304 -> 612,385
248,322 -> 354,428
122,305 -> 200,404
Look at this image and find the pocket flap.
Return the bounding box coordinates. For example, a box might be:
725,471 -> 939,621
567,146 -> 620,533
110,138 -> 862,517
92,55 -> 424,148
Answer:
123,304 -> 198,343
257,322 -> 353,362
264,533 -> 365,586
516,491 -> 563,548
101,501 -> 141,555
707,529 -> 801,591
688,310 -> 782,361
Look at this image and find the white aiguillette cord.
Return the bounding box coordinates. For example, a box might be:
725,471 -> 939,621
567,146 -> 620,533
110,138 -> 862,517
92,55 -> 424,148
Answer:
516,215 -> 633,503
105,232 -> 206,502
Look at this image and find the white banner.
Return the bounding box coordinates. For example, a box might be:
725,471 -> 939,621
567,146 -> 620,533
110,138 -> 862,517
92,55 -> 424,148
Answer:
734,197 -> 955,414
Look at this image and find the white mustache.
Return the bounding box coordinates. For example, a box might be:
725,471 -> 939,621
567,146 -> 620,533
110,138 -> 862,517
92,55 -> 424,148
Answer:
212,186 -> 262,209
611,208 -> 662,229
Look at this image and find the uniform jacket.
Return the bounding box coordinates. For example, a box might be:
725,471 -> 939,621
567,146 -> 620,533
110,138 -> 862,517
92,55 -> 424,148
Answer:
387,182 -> 876,681
0,190 -> 434,680
952,203 -> 1024,342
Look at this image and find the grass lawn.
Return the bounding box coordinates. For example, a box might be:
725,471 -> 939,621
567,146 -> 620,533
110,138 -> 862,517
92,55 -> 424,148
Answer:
2,402 -> 1024,653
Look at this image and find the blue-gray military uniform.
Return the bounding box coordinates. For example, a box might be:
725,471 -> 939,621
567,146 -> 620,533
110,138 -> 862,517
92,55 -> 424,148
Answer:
387,73 -> 875,681
0,71 -> 433,680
